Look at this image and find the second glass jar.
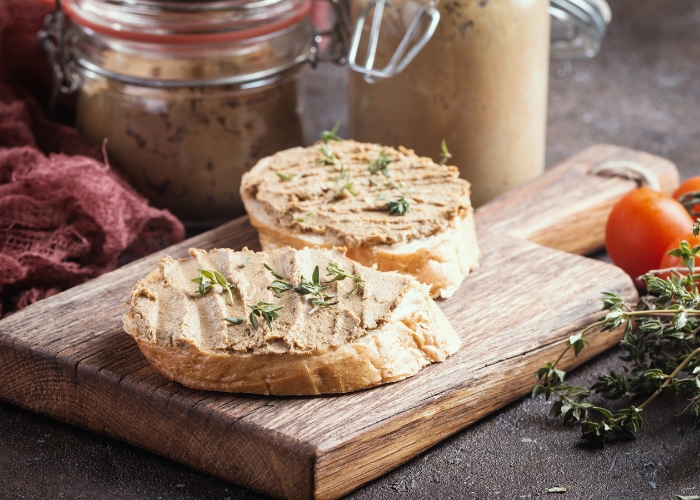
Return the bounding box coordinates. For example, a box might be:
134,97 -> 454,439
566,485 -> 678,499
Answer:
349,0 -> 551,207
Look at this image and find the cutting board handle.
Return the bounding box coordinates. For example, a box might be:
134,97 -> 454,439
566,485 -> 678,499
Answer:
474,144 -> 680,255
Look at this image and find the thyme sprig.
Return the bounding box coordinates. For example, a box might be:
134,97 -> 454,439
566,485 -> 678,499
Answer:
439,140 -> 452,166
318,143 -> 337,165
260,263 -> 340,314
248,301 -> 283,330
321,121 -> 344,143
333,164 -> 358,197
326,262 -> 364,295
268,280 -> 294,298
191,268 -> 235,306
294,266 -> 338,314
293,212 -> 311,222
386,195 -> 410,216
264,263 -> 285,280
276,172 -> 304,182
263,263 -> 295,298
369,150 -> 391,177
534,236 -> 700,447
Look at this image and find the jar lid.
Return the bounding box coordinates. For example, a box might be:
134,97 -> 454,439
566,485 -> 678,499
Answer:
550,0 -> 611,59
40,0 -> 311,43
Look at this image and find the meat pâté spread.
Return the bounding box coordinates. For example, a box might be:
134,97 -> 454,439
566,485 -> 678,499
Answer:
127,247 -> 420,355
240,140 -> 473,247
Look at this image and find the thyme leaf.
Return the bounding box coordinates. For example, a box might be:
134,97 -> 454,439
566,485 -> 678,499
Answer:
321,121 -> 344,143
333,164 -> 358,197
240,256 -> 250,268
276,172 -> 304,182
326,262 -> 364,295
307,295 -> 339,315
248,301 -> 283,330
191,270 -> 212,296
191,268 -> 235,306
439,139 -> 452,166
268,279 -> 294,298
318,143 -> 337,165
264,263 -> 285,280
294,265 -> 337,314
369,150 -> 391,177
294,266 -> 325,296
386,195 -> 410,216
224,317 -> 244,325
293,212 -> 311,222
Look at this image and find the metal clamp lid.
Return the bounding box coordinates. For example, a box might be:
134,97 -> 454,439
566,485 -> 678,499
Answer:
39,0 -> 352,96
310,0 -> 351,67
347,0 -> 611,83
550,0 -> 611,59
347,0 -> 439,84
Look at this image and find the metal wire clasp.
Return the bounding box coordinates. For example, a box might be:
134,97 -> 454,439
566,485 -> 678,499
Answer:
310,0 -> 351,67
549,0 -> 610,59
38,0 -> 81,111
348,0 -> 439,83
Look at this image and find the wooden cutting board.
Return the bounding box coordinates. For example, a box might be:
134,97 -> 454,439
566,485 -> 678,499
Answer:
0,145 -> 679,500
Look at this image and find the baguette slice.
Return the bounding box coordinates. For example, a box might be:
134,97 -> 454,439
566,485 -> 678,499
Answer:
240,140 -> 480,299
122,246 -> 460,396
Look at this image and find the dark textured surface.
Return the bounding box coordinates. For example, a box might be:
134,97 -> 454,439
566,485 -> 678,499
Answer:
2,1 -> 700,498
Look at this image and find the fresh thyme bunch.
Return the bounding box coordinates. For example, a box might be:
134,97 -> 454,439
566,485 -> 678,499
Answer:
534,227 -> 700,447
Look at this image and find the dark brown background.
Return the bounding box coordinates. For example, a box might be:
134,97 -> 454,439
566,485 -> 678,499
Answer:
2,0 -> 700,498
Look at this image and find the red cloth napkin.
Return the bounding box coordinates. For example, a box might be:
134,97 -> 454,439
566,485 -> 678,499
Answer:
0,0 -> 185,317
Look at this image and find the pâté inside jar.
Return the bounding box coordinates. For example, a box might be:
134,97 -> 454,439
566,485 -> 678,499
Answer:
40,0 -> 346,228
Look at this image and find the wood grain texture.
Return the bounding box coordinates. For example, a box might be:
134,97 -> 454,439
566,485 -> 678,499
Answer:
0,145 -> 679,499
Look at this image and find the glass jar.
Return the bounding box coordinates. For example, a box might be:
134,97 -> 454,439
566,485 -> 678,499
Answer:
348,0 -> 610,207
40,0 -> 339,228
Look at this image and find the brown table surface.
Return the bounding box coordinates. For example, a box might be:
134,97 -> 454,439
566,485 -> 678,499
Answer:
2,1 -> 700,498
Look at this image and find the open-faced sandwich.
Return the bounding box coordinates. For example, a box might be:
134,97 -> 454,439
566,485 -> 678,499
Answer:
122,246 -> 460,395
240,139 -> 480,299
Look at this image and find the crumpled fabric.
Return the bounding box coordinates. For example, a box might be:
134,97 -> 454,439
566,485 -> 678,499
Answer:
0,0 -> 185,317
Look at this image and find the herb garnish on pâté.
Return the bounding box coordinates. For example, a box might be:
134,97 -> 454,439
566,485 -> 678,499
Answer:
369,150 -> 391,177
333,164 -> 358,197
386,194 -> 410,216
321,121 -> 344,144
248,301 -> 283,330
263,262 -> 365,313
326,262 -> 364,295
276,172 -> 304,182
439,139 -> 452,166
317,143 -> 337,166
191,268 -> 235,307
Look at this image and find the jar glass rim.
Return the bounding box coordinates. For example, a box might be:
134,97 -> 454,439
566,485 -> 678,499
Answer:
49,0 -> 311,44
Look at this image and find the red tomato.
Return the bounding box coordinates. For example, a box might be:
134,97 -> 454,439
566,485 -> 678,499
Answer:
657,233 -> 700,280
673,176 -> 700,216
606,187 -> 694,283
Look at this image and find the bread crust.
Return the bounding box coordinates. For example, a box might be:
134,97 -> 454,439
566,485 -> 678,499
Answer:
122,247 -> 460,395
246,200 -> 480,299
